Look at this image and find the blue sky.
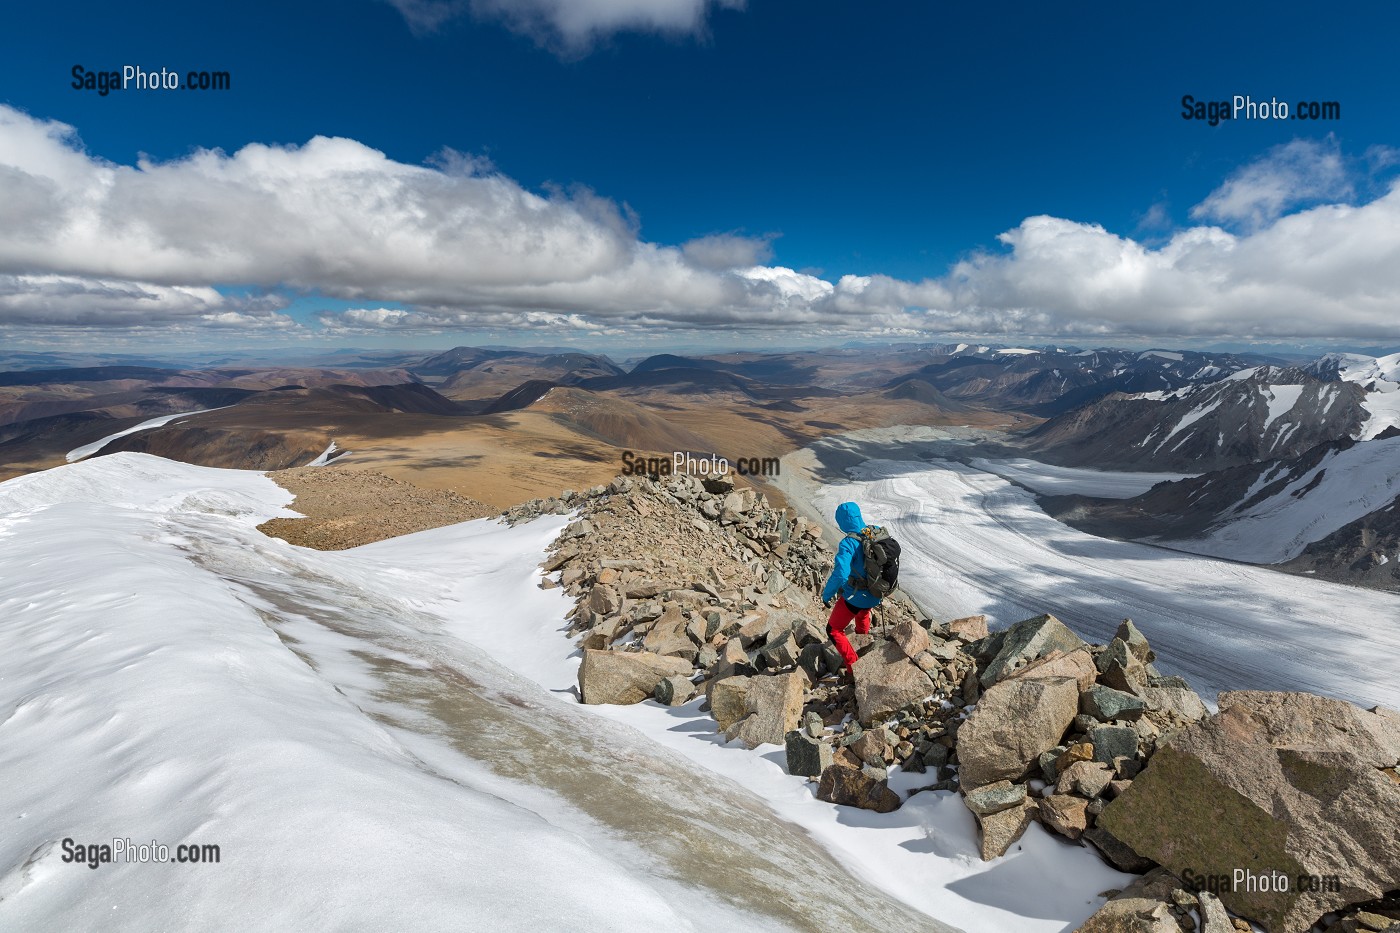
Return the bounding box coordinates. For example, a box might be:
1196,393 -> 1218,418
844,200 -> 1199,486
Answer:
1,0 -> 1398,351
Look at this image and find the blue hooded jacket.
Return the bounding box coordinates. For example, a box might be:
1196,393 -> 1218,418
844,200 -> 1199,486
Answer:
821,501 -> 880,609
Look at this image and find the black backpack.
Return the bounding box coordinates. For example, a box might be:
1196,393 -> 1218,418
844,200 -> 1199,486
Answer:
847,525 -> 901,599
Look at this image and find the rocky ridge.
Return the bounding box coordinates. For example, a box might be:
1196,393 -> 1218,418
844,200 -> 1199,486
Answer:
511,475 -> 1400,933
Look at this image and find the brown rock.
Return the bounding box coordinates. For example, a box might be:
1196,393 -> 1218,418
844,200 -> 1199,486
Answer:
1004,646 -> 1099,692
578,649 -> 693,705
1058,759 -> 1114,798
890,617 -> 931,660
1038,794 -> 1090,841
947,614 -> 989,641
816,761 -> 901,813
979,613 -> 1087,687
1077,868 -> 1191,932
587,583 -> 622,616
724,671 -> 809,748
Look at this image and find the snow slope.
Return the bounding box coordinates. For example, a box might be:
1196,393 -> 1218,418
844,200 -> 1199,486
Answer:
65,407 -> 228,462
1175,436 -> 1400,563
814,458 -> 1400,711
966,458 -> 1192,498
1331,351 -> 1400,440
378,530 -> 1131,933
0,454 -> 938,933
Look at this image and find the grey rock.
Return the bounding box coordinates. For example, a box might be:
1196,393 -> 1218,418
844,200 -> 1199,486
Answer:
980,614 -> 1088,687
1082,684 -> 1148,722
654,675 -> 696,706
785,730 -> 834,777
1089,725 -> 1139,764
962,780 -> 1027,816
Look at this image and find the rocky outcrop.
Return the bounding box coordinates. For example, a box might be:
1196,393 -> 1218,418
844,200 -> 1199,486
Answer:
1097,691 -> 1400,933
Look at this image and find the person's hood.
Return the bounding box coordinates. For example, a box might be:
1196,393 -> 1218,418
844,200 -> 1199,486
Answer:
835,501 -> 865,535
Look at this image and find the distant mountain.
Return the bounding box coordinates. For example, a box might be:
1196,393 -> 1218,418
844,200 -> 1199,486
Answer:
1041,432 -> 1400,591
881,379 -> 969,411
628,354 -> 727,374
1026,366 -> 1367,471
412,346 -> 623,382
884,347 -> 1262,415
574,366 -> 840,401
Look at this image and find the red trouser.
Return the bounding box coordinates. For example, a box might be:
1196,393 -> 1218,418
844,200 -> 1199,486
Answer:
827,597 -> 872,672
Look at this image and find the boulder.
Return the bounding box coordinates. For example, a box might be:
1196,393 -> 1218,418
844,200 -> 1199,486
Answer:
1038,794 -> 1090,841
979,614 -> 1087,687
578,649 -> 693,705
890,617 -> 931,660
816,761 -> 901,813
643,606 -> 699,662
758,632 -> 800,670
1114,618 -> 1156,663
725,671 -> 809,748
976,799 -> 1036,860
1003,646 -> 1099,692
1082,684 -> 1148,722
1143,686 -> 1208,723
785,730 -> 834,777
947,614 -> 989,641
1197,891 -> 1235,933
852,641 -> 936,724
1088,724 -> 1139,764
1098,637 -> 1149,695
709,675 -> 753,730
586,583 -> 621,616
848,730 -> 893,768
962,780 -> 1027,816
958,675 -> 1079,788
1058,759 -> 1114,798
1097,691 -> 1400,933
654,675 -> 696,706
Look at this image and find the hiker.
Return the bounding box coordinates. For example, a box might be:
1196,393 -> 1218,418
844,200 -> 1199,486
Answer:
821,501 -> 900,676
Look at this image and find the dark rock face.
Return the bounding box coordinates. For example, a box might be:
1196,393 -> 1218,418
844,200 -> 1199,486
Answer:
816,761 -> 901,813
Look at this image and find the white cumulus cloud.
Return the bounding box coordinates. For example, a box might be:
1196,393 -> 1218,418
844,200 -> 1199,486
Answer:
2,103 -> 1399,343
385,0 -> 743,51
